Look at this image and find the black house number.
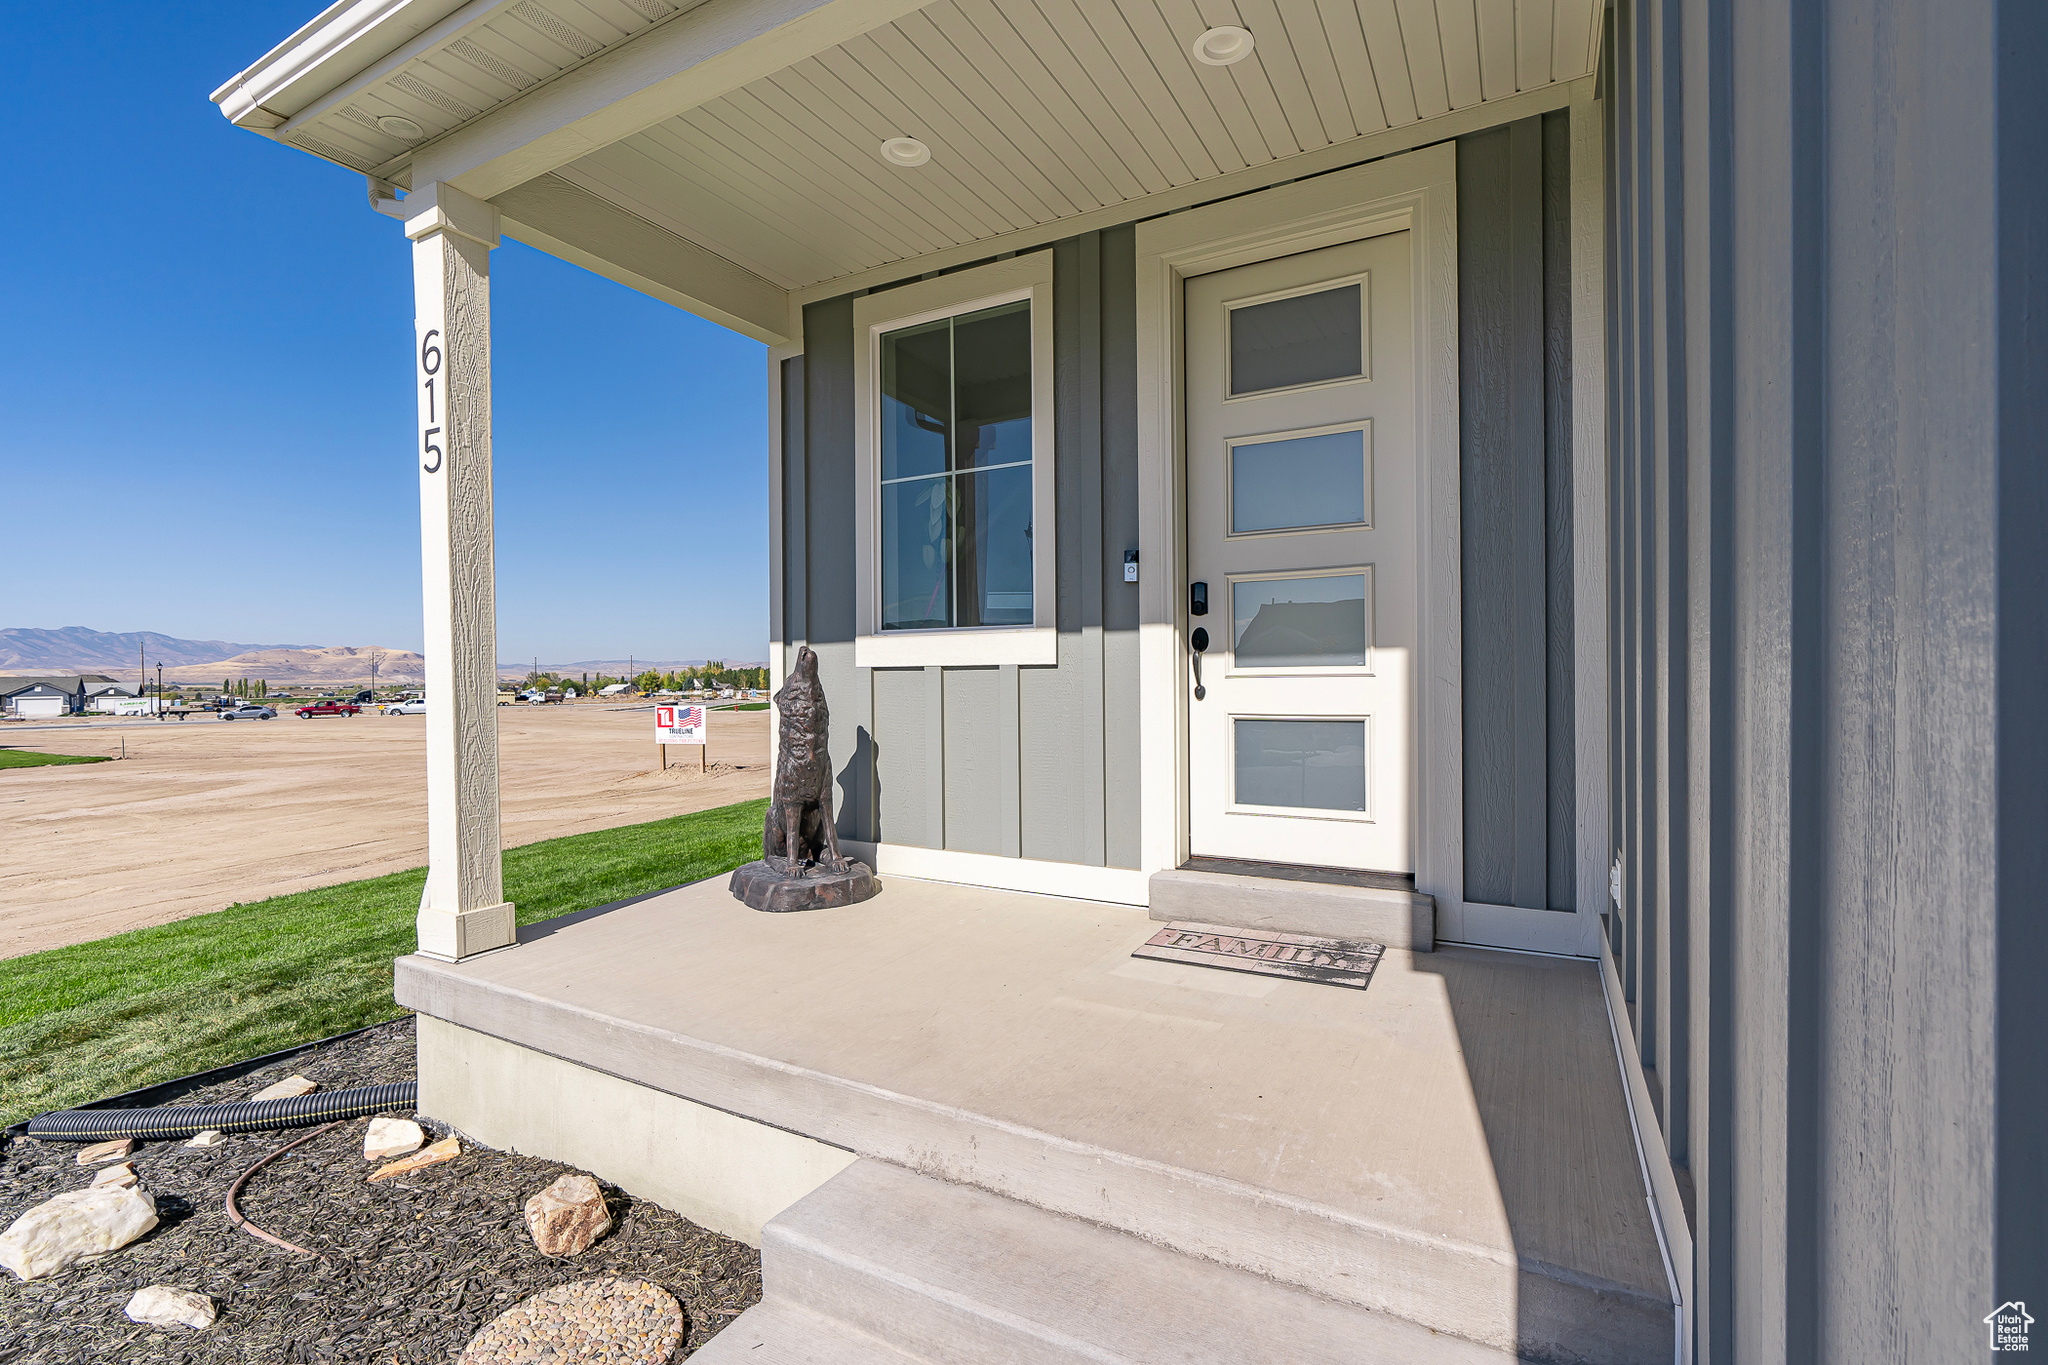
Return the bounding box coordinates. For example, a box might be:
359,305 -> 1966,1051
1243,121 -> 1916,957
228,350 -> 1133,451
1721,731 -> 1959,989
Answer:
421,328 -> 443,474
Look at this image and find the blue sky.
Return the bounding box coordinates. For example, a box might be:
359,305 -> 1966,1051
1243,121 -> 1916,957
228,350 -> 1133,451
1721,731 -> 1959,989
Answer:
0,5 -> 769,664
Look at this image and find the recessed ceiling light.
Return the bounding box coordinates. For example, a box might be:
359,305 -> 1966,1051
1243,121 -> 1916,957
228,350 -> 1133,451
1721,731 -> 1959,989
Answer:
1191,25 -> 1255,66
879,136 -> 931,168
377,114 -> 424,140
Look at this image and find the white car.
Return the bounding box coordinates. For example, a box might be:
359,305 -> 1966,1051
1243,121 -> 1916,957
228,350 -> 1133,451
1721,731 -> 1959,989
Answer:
219,704 -> 276,720
387,698 -> 428,715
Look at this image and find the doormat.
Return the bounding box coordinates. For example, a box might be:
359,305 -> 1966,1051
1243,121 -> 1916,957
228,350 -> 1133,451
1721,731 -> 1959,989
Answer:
1133,923 -> 1385,991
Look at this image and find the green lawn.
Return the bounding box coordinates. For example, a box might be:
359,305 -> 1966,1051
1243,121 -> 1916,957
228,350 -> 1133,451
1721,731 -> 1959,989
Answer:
0,798 -> 768,1128
0,750 -> 112,769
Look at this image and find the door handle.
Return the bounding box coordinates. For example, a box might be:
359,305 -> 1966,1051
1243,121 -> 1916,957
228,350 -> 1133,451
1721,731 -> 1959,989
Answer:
1190,627 -> 1209,700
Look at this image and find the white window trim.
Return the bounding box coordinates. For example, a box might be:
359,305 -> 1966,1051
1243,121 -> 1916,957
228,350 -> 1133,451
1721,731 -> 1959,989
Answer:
853,251 -> 1057,668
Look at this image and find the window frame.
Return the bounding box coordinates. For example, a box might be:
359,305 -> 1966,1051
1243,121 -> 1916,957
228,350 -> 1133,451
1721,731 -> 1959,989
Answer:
854,252 -> 1057,667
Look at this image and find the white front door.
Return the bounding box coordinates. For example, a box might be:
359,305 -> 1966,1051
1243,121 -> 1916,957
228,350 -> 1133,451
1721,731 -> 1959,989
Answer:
1185,232 -> 1416,873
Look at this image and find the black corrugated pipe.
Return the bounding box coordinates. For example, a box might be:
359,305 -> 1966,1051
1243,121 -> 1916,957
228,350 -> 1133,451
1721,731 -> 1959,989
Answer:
24,1083 -> 416,1143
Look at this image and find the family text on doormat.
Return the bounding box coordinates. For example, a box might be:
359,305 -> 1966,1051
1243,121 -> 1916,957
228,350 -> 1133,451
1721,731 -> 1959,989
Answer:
1133,923 -> 1385,991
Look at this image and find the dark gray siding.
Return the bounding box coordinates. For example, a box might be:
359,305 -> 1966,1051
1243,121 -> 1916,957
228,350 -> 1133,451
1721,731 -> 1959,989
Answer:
785,231 -> 1142,867
1457,113 -> 1577,912
1605,0 -> 2044,1358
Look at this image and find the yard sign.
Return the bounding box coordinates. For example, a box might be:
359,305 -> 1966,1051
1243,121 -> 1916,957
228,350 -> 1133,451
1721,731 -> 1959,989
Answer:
656,705 -> 706,744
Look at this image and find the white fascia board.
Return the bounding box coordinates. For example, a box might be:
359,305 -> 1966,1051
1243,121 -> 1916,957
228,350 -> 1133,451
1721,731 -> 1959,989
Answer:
410,0 -> 932,200
212,0 -> 473,131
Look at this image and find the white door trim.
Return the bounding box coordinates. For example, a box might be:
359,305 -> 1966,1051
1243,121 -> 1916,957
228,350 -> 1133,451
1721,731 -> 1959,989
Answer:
1134,143 -> 1462,912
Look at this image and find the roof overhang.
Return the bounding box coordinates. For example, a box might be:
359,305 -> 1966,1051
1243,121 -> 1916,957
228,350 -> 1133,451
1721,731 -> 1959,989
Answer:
217,0 -> 1602,347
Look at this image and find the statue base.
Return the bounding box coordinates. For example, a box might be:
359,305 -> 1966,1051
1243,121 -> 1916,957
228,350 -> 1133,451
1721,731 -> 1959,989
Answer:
729,856 -> 881,913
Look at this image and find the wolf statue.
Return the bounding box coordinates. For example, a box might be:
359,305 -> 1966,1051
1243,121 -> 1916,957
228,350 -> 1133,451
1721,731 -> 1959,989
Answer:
728,645 -> 880,912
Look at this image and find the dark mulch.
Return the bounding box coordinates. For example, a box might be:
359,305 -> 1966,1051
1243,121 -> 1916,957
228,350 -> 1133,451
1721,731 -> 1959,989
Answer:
0,1018 -> 761,1364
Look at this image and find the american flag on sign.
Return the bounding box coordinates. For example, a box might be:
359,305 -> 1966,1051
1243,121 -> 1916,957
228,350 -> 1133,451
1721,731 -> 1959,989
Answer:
656,705 -> 707,744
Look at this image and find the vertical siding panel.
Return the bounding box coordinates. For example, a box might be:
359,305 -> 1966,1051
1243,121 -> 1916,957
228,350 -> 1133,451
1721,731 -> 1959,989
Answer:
1019,233 -> 1107,865
1678,0 -> 1738,1346
1459,118 -> 1564,913
1542,108 -> 1576,916
1457,124 -> 1515,906
1101,224 -> 1144,869
1648,0 -> 1691,1161
783,356 -> 808,649
872,669 -> 934,847
802,296 -> 874,843
1507,116 -> 1550,912
925,665 -> 947,849
1997,0 -> 2048,1326
942,667 -> 1008,855
998,663 -> 1022,857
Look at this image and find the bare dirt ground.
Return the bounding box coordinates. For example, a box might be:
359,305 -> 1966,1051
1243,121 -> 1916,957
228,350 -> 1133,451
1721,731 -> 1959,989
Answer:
0,705 -> 768,960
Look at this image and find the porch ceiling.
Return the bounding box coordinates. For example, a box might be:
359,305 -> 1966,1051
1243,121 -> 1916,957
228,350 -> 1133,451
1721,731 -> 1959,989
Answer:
556,0 -> 1602,292
225,0 -> 1598,319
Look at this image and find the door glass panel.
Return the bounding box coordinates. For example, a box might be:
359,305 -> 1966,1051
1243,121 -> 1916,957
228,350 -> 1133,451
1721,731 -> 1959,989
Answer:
1230,428 -> 1368,533
1231,574 -> 1368,667
1234,719 -> 1367,810
1229,284 -> 1362,395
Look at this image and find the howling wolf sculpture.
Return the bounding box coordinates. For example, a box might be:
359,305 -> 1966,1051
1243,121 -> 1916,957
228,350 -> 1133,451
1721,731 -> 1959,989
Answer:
728,646 -> 879,912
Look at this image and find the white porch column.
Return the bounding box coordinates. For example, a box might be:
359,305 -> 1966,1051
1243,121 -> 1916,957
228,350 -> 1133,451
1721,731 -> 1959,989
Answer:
405,182 -> 513,961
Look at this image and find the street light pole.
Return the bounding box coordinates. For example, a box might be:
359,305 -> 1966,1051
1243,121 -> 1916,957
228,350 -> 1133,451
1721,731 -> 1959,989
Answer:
156,662 -> 163,718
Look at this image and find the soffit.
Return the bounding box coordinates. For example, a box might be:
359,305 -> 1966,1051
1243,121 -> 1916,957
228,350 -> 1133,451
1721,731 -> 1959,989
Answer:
270,0 -> 709,177
551,0 -> 1601,292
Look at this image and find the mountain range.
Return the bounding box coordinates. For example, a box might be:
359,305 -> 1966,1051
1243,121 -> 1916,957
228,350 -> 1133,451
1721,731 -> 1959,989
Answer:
0,627 -> 307,673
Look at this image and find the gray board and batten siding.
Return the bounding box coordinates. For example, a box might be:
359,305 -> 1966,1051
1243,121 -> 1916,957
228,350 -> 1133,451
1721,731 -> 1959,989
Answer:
779,120 -> 1580,900
1600,0 -> 2047,1358
782,229 -> 1144,872
1458,111 -> 1580,914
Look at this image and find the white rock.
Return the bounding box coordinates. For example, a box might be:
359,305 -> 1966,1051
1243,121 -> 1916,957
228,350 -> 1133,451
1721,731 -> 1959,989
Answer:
0,1186 -> 158,1281
89,1163 -> 137,1189
249,1075 -> 317,1101
125,1284 -> 217,1330
184,1130 -> 227,1148
362,1116 -> 425,1162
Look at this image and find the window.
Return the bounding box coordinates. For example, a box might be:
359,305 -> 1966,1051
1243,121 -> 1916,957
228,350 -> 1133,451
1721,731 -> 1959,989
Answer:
879,301 -> 1034,630
855,253 -> 1056,667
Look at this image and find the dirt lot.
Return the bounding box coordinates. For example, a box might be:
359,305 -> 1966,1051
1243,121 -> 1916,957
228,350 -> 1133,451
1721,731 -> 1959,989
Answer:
0,704 -> 768,959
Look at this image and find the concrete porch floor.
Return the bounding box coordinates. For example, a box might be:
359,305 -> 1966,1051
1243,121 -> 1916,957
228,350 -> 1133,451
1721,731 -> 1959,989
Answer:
396,874 -> 1672,1362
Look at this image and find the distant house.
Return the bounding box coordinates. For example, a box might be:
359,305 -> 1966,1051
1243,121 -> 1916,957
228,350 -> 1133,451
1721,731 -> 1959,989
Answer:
597,683 -> 632,697
0,675 -> 130,718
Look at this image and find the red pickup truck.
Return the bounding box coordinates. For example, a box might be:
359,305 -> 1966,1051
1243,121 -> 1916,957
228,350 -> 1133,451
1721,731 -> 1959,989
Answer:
294,700 -> 361,719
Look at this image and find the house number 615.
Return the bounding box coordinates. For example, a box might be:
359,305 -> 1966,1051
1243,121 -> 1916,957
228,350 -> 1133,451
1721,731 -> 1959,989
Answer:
420,329 -> 443,474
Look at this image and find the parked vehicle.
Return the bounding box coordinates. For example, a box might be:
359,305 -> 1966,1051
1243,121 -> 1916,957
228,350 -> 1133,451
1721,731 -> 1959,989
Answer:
295,700 -> 361,719
349,690 -> 375,704
387,698 -> 427,715
219,704 -> 276,720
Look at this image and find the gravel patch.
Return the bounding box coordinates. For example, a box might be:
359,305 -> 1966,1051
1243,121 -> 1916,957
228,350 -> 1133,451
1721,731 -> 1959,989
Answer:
0,1018 -> 761,1363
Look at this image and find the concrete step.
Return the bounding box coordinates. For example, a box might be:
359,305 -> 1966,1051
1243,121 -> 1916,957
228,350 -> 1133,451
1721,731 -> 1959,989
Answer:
760,1159 -> 1525,1365
1149,866 -> 1436,949
689,1300 -> 931,1364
